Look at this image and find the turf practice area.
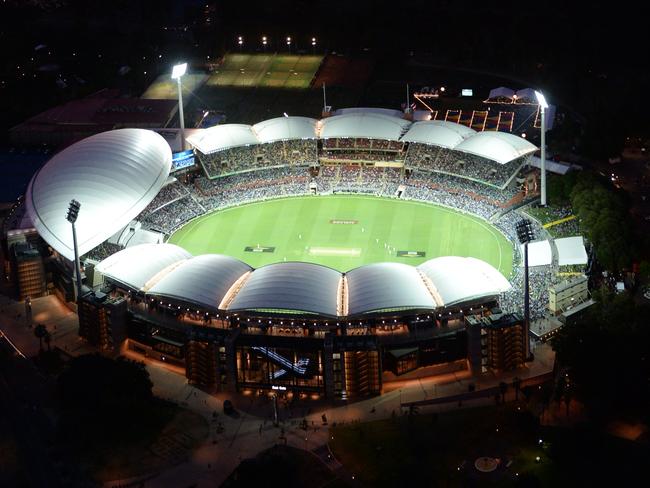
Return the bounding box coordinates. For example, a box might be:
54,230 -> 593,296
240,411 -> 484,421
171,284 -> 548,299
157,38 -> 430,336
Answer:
205,53 -> 323,88
169,196 -> 514,275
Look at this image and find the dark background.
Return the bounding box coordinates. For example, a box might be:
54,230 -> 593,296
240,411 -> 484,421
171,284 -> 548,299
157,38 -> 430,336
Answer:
1,0 -> 647,157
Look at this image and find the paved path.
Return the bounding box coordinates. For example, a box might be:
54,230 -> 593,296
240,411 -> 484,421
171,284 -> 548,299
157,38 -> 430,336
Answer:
1,295 -> 556,487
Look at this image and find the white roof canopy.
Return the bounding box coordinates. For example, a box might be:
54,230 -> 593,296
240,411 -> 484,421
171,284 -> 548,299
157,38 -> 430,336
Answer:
555,236 -> 588,266
189,110 -> 534,165
346,262 -> 436,315
401,120 -> 476,148
147,254 -> 252,308
253,116 -> 318,143
187,124 -> 258,154
332,107 -> 405,119
96,243 -> 191,291
520,240 -> 553,267
26,129 -> 171,261
95,247 -> 513,315
417,257 -> 511,306
320,112 -> 411,141
487,87 -> 515,100
455,131 -> 537,165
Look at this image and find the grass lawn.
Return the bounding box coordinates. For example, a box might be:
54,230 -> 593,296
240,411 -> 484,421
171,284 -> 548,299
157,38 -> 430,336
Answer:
329,405 -> 548,487
330,404 -> 650,487
207,53 -> 323,89
221,445 -> 342,488
169,195 -> 514,275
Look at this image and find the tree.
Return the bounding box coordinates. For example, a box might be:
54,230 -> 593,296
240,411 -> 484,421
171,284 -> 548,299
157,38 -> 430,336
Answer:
552,290 -> 650,421
34,324 -> 48,353
57,354 -> 154,441
568,172 -> 637,271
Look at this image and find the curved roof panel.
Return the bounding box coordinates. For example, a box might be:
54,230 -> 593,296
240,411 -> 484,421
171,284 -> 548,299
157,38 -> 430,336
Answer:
227,262 -> 341,316
253,116 -> 318,143
401,120 -> 477,148
455,131 -> 537,164
146,254 -> 252,309
96,243 -> 191,291
487,87 -> 515,99
346,263 -> 435,315
320,112 -> 411,141
187,124 -> 258,154
417,256 -> 511,306
333,107 -> 405,119
25,129 -> 171,261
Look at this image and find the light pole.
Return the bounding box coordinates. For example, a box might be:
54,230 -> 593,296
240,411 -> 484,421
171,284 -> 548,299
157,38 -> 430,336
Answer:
66,199 -> 83,301
535,90 -> 549,206
262,35 -> 267,51
172,62 -> 187,150
516,219 -> 535,360
286,36 -> 292,52
237,36 -> 243,51
311,37 -> 316,54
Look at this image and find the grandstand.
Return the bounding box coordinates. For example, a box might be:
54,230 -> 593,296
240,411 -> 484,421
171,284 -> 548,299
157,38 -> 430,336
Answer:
187,111 -> 536,188
20,109 -> 566,399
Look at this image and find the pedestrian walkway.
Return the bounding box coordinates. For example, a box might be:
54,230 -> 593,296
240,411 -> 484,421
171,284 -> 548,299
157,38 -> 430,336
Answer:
1,295 -> 556,487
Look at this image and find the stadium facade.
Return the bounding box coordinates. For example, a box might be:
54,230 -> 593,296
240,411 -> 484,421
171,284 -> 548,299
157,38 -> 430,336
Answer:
10,109 -> 540,400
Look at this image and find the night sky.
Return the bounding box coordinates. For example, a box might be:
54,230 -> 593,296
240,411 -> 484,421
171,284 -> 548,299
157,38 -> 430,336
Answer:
1,0 -> 648,151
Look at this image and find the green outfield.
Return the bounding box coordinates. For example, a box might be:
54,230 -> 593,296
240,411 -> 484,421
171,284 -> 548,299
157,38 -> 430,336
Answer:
169,196 -> 514,275
206,53 -> 323,89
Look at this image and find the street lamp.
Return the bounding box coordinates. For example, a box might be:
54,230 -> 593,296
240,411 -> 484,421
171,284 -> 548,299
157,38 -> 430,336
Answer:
171,63 -> 187,150
66,199 -> 83,301
516,219 -> 535,360
286,36 -> 292,51
237,36 -> 243,50
311,37 -> 317,53
535,90 -> 549,206
262,35 -> 267,50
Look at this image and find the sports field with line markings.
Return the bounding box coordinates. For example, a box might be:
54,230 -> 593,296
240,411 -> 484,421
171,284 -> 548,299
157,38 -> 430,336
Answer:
205,53 -> 323,89
168,195 -> 514,274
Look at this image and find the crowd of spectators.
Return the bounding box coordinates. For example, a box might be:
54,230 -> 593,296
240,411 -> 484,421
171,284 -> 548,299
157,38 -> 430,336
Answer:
85,241 -> 122,261
132,159 -> 557,319
139,180 -> 187,218
197,140 -> 318,178
140,196 -> 205,235
321,138 -> 404,151
404,143 -> 527,187
320,150 -> 405,163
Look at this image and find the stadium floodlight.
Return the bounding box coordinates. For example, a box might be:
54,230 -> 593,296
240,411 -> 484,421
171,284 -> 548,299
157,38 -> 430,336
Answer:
171,62 -> 187,80
535,90 -> 548,206
516,219 -> 536,360
66,199 -> 83,301
534,90 -> 548,109
172,63 -> 187,150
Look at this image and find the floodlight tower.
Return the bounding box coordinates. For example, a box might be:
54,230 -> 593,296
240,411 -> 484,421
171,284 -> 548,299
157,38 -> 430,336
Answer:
172,63 -> 188,150
66,199 -> 83,301
516,219 -> 535,360
535,90 -> 549,206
